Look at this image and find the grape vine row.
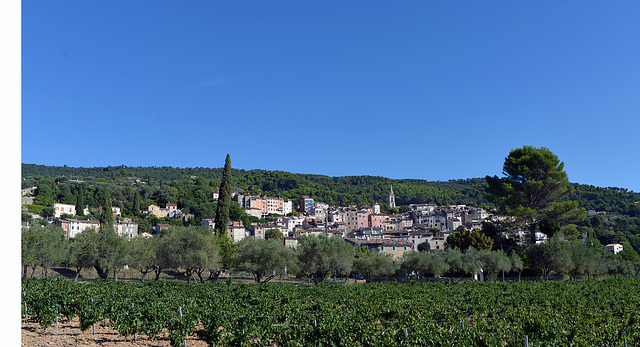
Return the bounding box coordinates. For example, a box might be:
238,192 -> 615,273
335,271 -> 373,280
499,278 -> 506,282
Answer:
22,278 -> 640,346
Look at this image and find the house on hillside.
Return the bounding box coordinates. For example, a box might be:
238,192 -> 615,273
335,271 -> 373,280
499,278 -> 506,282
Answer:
228,221 -> 247,242
344,238 -> 412,260
53,203 -> 76,218
147,203 -> 180,218
201,219 -> 216,229
154,223 -> 172,235
605,243 -> 623,254
284,236 -> 298,249
116,219 -> 138,239
53,219 -> 100,238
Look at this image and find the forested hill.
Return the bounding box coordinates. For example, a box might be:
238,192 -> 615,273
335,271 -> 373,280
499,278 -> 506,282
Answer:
21,164 -> 640,217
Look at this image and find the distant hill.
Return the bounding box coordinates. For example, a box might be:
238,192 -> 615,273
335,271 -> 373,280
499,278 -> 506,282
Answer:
20,163 -> 640,217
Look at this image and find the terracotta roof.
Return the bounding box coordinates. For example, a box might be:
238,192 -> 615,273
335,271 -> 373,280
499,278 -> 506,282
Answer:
382,229 -> 409,234
345,238 -> 412,247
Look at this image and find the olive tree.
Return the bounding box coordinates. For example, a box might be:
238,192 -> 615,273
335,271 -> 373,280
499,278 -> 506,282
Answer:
170,226 -> 221,283
21,224 -> 69,278
297,235 -> 354,284
354,249 -> 399,281
68,228 -> 99,282
128,236 -> 157,282
235,237 -> 297,283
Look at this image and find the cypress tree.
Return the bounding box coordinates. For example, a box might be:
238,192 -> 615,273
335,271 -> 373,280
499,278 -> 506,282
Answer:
100,196 -> 115,233
75,184 -> 85,216
132,190 -> 141,217
214,154 -> 233,237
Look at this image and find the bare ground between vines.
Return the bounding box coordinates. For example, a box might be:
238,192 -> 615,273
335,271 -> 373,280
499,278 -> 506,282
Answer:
21,317 -> 208,347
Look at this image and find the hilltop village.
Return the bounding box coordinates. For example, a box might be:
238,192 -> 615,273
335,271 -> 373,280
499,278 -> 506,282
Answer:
28,185 -> 496,260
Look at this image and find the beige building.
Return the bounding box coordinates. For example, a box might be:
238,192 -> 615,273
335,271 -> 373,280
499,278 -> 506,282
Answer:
284,237 -> 298,249
116,220 -> 139,239
147,203 -> 178,218
228,221 -> 247,243
53,203 -> 76,218
53,219 -> 100,238
345,238 -> 412,260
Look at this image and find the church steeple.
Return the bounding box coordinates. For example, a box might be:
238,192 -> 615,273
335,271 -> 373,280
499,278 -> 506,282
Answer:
389,185 -> 396,209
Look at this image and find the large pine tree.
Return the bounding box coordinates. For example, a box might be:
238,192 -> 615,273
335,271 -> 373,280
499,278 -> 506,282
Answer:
214,154 -> 233,237
485,146 -> 585,244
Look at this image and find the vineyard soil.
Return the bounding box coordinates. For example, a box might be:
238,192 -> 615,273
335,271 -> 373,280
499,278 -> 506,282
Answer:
21,317 -> 208,347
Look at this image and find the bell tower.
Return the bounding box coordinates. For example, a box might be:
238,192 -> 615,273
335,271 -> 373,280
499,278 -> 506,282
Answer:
389,185 -> 396,209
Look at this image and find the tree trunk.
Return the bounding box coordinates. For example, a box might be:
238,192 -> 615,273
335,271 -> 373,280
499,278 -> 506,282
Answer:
196,270 -> 205,284
529,223 -> 538,246
95,263 -> 109,280
154,266 -> 162,281
209,269 -> 222,282
262,275 -> 275,284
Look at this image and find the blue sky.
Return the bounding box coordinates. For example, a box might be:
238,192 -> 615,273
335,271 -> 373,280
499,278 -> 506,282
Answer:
19,1 -> 640,192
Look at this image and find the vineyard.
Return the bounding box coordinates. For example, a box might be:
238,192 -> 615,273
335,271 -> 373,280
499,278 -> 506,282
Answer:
22,278 -> 640,346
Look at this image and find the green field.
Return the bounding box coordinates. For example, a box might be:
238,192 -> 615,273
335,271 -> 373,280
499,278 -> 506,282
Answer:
22,278 -> 640,346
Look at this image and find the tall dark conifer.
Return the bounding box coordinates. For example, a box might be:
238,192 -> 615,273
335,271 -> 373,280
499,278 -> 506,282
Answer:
214,154 -> 233,237
100,196 -> 115,233
132,190 -> 141,217
75,184 -> 85,216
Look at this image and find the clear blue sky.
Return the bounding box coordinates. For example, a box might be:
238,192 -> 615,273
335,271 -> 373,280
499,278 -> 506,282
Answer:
20,1 -> 640,192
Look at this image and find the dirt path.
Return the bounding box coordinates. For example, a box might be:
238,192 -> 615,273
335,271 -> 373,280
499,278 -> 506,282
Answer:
21,317 -> 208,347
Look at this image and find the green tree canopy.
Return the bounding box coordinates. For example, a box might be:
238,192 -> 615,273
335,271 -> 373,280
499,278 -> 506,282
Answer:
214,154 -> 233,237
99,196 -> 115,233
353,250 -> 398,280
417,241 -> 430,252
403,250 -> 452,278
486,146 -> 586,244
21,224 -> 69,279
68,228 -> 99,282
235,237 -> 297,283
94,228 -> 129,280
175,227 -> 221,283
265,228 -> 284,241
128,236 -> 157,282
296,235 -> 354,284
445,228 -> 494,251
75,184 -> 85,216
526,240 -> 574,278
